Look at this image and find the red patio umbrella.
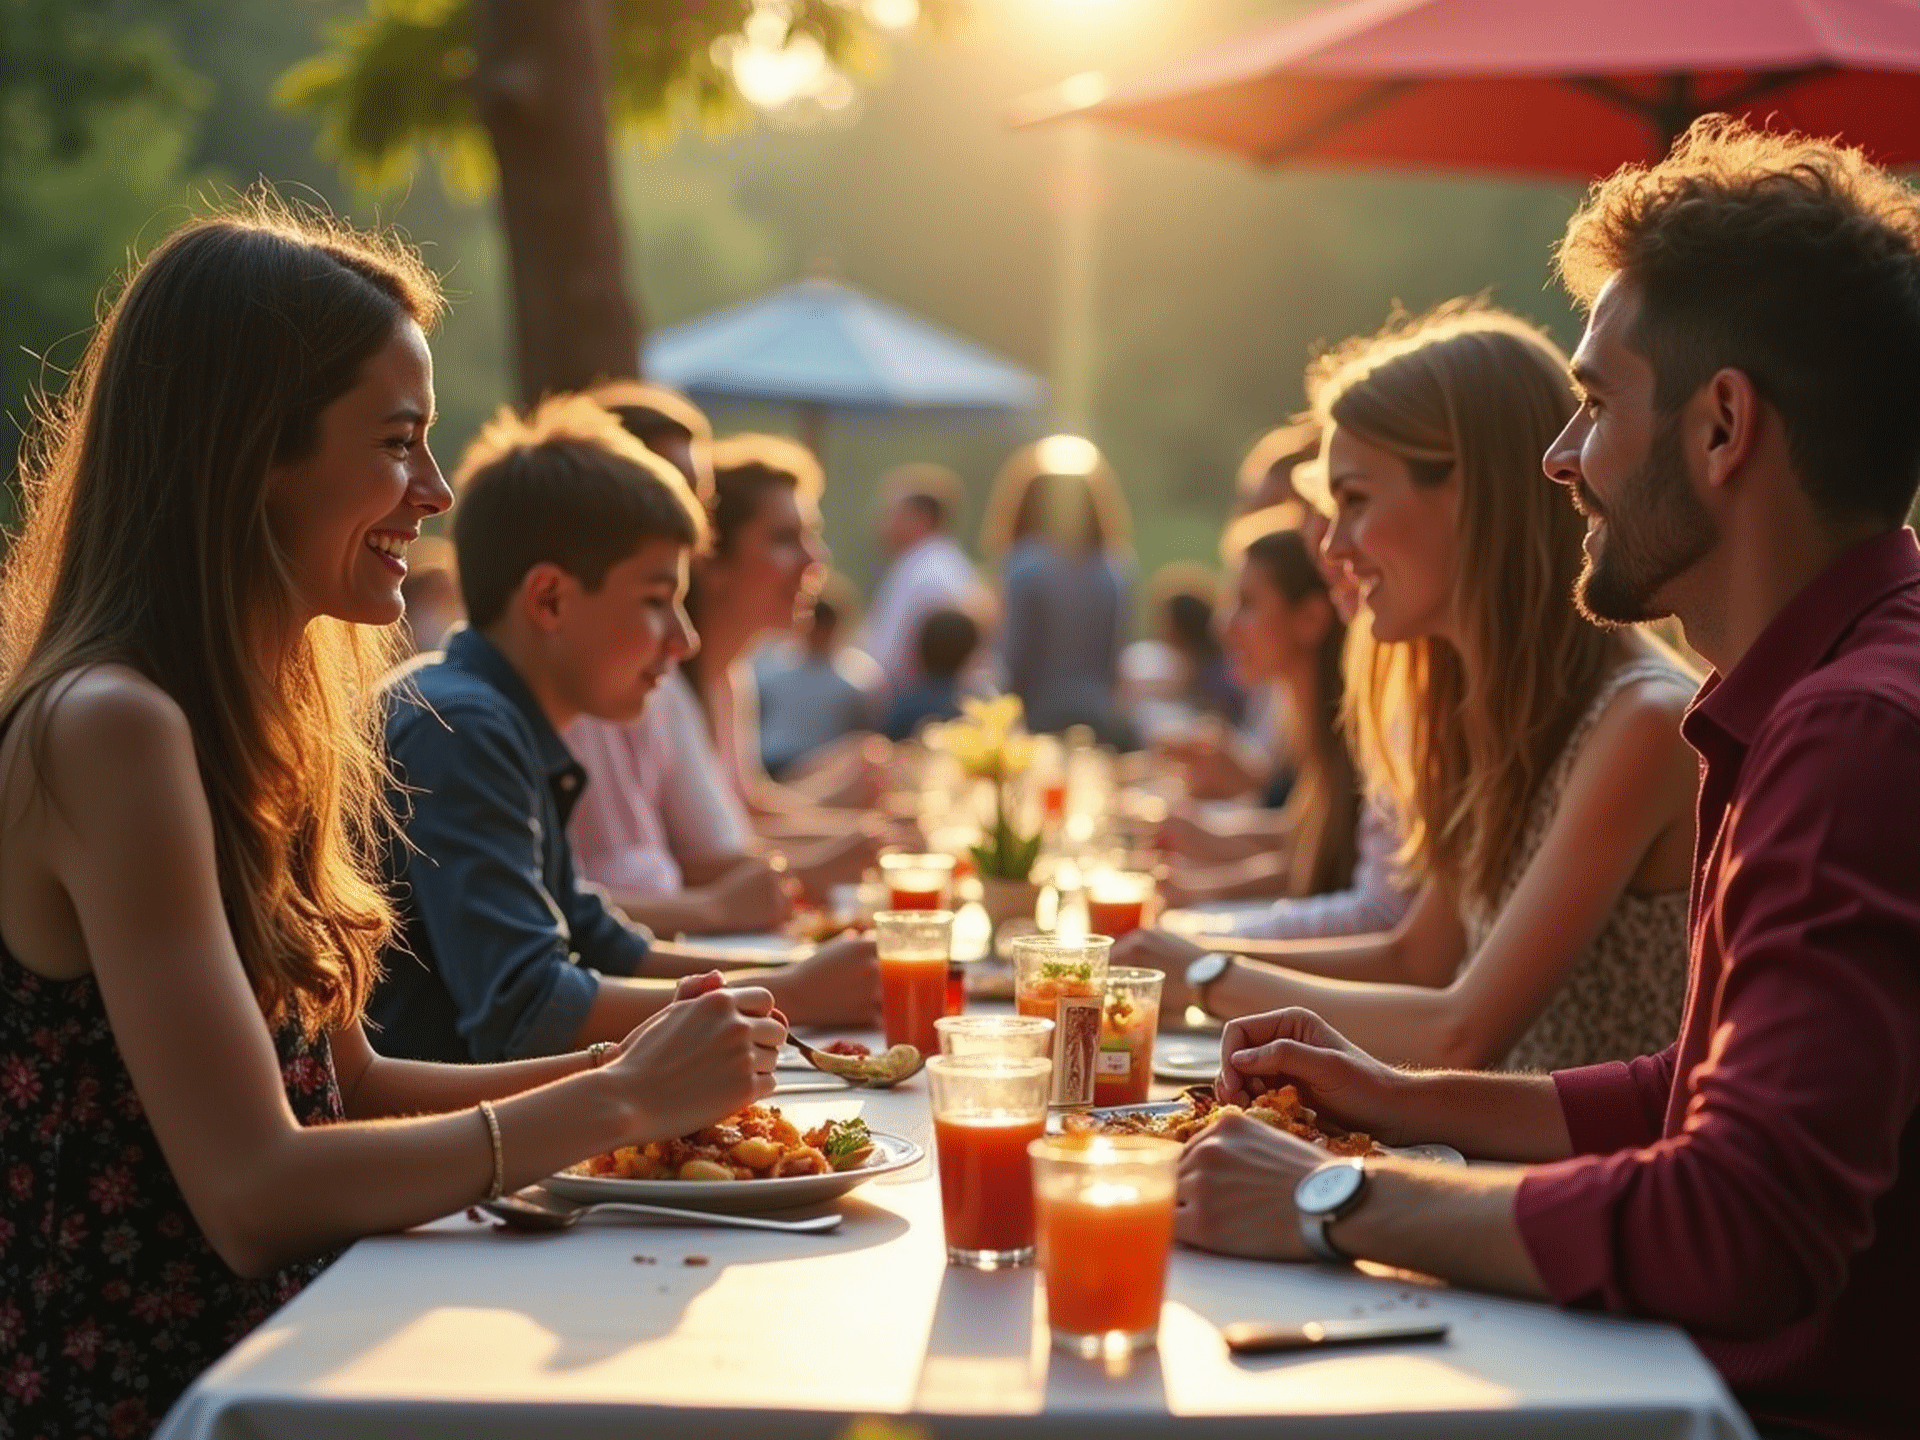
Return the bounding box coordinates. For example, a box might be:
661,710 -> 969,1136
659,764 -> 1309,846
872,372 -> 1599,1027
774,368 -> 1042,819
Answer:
1017,0 -> 1920,177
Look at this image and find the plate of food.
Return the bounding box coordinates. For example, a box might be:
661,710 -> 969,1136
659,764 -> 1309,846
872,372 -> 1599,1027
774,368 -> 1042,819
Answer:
1056,1085 -> 1465,1165
1151,1035 -> 1222,1082
547,1106 -> 923,1213
671,933 -> 813,963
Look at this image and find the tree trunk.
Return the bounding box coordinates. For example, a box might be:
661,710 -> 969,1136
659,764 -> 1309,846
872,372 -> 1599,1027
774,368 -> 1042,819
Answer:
472,0 -> 642,403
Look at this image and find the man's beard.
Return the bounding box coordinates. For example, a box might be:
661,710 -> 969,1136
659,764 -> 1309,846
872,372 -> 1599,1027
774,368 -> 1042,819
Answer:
1575,413 -> 1717,626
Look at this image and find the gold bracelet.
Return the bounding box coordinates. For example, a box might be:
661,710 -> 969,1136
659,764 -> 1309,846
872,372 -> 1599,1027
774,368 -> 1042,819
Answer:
477,1099 -> 504,1202
586,1040 -> 616,1068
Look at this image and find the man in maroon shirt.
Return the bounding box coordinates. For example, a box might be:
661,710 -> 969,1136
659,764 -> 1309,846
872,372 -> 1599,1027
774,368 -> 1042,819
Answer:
1175,117 -> 1920,1440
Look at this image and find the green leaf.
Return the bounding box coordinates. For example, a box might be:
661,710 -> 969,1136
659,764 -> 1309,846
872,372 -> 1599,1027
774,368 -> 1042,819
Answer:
280,0 -> 970,193
819,1117 -> 872,1162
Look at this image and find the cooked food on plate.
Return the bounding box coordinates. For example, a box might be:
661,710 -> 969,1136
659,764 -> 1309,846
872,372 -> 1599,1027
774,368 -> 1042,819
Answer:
800,1041 -> 922,1086
1065,1084 -> 1378,1157
573,1106 -> 877,1182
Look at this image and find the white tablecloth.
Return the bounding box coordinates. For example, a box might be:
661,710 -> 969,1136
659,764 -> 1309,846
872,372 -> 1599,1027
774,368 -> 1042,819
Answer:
156,1075 -> 1756,1440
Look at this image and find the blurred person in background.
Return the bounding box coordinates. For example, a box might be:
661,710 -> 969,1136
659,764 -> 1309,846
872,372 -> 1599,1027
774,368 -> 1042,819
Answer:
1159,423 -> 1322,801
1152,514 -> 1371,915
565,385 -> 800,936
980,434 -> 1133,745
1235,419 -> 1321,517
587,377 -> 713,498
1120,305 -> 1698,1075
398,534 -> 463,654
680,433 -> 901,888
1118,561 -> 1243,748
861,461 -> 990,692
1152,504 -> 1415,940
884,606 -> 984,741
753,573 -> 884,778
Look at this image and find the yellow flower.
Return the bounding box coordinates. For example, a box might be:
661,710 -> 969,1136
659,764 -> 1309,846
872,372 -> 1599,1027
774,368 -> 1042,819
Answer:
948,695 -> 1034,780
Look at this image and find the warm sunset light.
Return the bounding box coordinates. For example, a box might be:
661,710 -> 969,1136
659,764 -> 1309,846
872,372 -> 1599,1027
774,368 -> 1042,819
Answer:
27,7 -> 1920,1438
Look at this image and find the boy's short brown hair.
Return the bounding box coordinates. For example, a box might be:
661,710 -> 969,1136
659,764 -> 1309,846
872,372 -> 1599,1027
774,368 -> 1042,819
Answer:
452,395 -> 708,628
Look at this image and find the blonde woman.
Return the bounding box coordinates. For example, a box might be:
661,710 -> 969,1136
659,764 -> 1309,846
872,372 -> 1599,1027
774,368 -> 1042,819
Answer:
1120,304 -> 1697,1072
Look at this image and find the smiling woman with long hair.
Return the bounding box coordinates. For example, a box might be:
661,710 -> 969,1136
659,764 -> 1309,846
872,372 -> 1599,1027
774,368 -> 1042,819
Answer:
0,196 -> 782,1437
1123,303 -> 1699,1073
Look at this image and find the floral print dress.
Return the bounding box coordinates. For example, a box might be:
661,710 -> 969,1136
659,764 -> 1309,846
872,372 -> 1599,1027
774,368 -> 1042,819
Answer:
0,945 -> 341,1439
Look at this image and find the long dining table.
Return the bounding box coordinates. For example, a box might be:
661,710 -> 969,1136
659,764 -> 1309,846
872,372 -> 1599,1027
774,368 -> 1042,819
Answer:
155,1012 -> 1758,1440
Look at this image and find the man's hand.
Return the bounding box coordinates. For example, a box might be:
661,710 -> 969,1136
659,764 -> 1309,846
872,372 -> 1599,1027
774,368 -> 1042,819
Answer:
704,857 -> 798,933
762,932 -> 881,1028
1109,929 -> 1207,1016
1218,1007 -> 1412,1143
606,984 -> 785,1140
1176,1113 -> 1326,1260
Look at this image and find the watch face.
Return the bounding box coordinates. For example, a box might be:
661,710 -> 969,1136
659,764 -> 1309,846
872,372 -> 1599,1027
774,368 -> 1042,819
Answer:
1295,1160 -> 1365,1215
1186,952 -> 1229,988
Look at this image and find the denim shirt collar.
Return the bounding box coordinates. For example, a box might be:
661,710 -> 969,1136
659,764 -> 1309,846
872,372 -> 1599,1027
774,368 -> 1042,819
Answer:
440,626 -> 589,819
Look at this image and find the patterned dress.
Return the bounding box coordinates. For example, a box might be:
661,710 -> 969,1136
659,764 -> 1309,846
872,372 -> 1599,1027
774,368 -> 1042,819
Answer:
1460,657 -> 1695,1072
0,945 -> 340,1439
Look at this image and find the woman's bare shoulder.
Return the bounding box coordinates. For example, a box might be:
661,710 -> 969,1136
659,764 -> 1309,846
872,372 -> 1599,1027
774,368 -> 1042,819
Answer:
31,664 -> 192,756
6,665 -> 198,814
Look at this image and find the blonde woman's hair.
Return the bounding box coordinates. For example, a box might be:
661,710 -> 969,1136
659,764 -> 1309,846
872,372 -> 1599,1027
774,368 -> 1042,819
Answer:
0,191 -> 443,1037
1304,302 -> 1605,908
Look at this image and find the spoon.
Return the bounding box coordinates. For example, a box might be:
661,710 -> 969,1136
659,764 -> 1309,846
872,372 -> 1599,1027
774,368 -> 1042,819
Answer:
479,1187 -> 844,1234
786,1035 -> 926,1089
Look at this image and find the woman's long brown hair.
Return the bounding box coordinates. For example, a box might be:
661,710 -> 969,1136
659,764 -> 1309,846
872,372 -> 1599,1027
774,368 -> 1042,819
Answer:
1306,303 -> 1608,910
0,193 -> 442,1036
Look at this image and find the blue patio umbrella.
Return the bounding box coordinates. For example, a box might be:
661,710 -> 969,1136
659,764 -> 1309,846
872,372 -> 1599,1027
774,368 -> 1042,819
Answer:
643,277 -> 1044,453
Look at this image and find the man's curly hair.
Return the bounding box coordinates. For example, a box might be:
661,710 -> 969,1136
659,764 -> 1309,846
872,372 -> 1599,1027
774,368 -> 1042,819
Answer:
1557,115 -> 1920,526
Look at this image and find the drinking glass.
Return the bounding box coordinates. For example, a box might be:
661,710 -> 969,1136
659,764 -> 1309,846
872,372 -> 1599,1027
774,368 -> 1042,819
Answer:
935,1013 -> 1055,1060
875,908 -> 954,1056
1084,869 -> 1156,940
926,1055 -> 1052,1268
879,852 -> 956,911
1093,967 -> 1164,1107
1010,934 -> 1111,1108
1029,1134 -> 1182,1357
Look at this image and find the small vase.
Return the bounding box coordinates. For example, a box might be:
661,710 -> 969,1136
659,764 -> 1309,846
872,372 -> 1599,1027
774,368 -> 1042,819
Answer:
976,874 -> 1041,932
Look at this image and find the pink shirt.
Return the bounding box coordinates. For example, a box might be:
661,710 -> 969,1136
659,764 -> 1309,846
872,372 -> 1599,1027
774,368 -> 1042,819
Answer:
1514,529 -> 1920,1440
565,671 -> 751,900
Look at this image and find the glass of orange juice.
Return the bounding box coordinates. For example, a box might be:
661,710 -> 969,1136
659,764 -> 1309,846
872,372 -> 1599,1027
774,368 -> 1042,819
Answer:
935,1013 -> 1055,1060
1029,1134 -> 1182,1357
1084,869 -> 1155,939
878,852 -> 955,911
874,908 -> 954,1056
1010,934 -> 1110,1109
926,1055 -> 1052,1268
1093,967 -> 1163,1107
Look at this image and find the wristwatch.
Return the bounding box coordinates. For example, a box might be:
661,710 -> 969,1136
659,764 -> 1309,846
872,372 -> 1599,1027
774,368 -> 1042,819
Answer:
1294,1157 -> 1368,1264
1183,950 -> 1237,1015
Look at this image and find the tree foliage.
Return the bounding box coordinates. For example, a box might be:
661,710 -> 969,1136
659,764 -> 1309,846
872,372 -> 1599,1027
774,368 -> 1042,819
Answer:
0,1 -> 206,480
278,0 -> 964,196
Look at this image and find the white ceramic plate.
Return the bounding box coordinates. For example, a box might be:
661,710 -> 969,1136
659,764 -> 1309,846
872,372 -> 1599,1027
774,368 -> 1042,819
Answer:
546,1131 -> 923,1213
1152,1035 -> 1223,1082
673,933 -> 812,963
1057,1101 -> 1465,1166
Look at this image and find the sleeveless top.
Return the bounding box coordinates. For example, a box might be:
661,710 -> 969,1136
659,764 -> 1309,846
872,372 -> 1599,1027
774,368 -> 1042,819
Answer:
1460,657 -> 1694,1072
0,945 -> 342,1440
